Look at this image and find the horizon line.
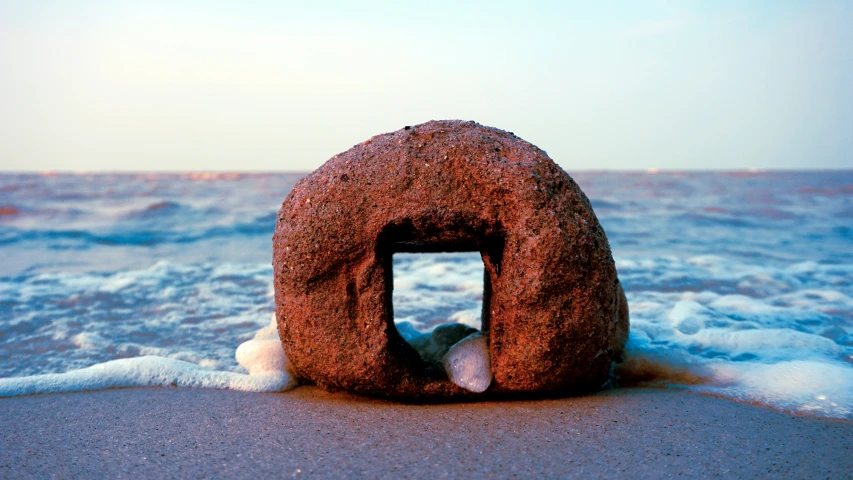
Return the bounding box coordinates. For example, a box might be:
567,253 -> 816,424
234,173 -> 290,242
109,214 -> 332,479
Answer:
2,167 -> 852,176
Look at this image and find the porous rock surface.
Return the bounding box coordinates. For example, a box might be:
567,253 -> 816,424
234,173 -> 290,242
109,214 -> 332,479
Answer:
273,120 -> 628,399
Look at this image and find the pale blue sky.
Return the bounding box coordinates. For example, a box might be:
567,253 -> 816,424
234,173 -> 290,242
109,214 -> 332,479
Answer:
1,1 -> 851,172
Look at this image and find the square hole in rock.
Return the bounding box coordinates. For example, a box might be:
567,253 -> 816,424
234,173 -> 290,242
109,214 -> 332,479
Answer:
392,252 -> 484,367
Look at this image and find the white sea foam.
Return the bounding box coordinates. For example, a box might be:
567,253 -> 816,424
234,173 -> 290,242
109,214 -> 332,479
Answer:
235,313 -> 292,376
448,309 -> 481,329
0,356 -> 295,397
0,261 -> 277,378
618,254 -> 853,419
0,313 -> 296,397
700,360 -> 853,418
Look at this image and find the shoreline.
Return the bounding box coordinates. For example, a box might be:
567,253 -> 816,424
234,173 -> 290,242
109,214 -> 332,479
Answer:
2,386 -> 850,478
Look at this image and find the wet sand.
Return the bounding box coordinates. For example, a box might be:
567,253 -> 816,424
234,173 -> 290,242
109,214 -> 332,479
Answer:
1,386 -> 850,478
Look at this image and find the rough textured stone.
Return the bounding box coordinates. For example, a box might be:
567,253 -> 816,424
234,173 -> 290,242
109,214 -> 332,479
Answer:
273,120 -> 628,399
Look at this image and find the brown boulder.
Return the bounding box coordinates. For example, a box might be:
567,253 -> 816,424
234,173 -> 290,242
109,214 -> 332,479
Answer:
273,120 -> 628,399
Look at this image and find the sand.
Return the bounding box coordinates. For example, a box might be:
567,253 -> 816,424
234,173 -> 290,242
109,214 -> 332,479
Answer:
1,386 -> 850,478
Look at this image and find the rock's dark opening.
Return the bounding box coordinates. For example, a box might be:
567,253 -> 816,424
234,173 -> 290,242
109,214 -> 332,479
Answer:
391,252 -> 485,369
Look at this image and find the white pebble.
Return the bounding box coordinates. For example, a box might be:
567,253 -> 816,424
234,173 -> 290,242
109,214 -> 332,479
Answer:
442,333 -> 492,393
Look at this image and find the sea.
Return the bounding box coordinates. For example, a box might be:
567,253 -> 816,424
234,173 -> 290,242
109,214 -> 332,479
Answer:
1,171 -> 851,419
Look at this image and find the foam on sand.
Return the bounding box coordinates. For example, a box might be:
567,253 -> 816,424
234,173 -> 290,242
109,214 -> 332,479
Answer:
617,258 -> 853,420
0,314 -> 297,397
701,360 -> 853,418
235,313 -> 293,376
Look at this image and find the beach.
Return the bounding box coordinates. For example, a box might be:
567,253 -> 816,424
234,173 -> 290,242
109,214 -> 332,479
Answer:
3,1 -> 852,476
2,386 -> 850,478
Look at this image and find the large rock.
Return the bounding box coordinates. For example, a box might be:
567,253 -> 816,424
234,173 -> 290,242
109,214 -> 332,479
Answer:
273,120 -> 628,399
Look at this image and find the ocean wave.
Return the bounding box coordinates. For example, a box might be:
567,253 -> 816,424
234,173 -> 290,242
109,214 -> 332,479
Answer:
0,261 -> 275,378
0,212 -> 278,248
0,314 -> 297,397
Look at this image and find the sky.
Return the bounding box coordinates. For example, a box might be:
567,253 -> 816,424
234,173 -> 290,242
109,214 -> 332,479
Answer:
0,1 -> 851,172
